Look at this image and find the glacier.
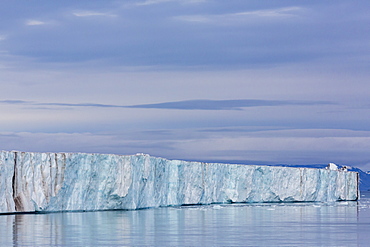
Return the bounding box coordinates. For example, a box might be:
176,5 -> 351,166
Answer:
0,151 -> 359,214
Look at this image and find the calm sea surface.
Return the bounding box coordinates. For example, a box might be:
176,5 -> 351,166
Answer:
1,192 -> 370,246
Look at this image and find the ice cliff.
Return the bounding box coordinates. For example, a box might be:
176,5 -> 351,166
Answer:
0,151 -> 358,214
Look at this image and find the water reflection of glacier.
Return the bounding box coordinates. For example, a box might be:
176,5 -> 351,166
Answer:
1,193 -> 370,246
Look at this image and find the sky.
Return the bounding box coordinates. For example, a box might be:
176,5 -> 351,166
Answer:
1,0 -> 370,170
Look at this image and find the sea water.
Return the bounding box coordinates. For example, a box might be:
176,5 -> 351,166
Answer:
1,192 -> 370,246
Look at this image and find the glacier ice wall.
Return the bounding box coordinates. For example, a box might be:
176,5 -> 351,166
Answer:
0,151 -> 358,214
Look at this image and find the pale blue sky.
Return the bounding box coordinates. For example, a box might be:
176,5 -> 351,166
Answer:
1,0 -> 370,170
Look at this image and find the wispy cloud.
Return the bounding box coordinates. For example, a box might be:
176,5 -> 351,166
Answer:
25,20 -> 46,26
174,6 -> 304,23
0,100 -> 31,104
38,102 -> 123,108
234,7 -> 303,18
135,0 -> 205,6
2,128 -> 370,168
73,11 -> 116,17
127,99 -> 333,110
135,0 -> 173,6
0,100 -> 125,109
0,35 -> 6,41
0,99 -> 332,111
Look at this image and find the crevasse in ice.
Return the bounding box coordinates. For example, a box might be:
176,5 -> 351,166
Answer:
0,151 -> 358,213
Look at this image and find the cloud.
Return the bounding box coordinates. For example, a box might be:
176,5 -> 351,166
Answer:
26,20 -> 46,26
126,99 -> 333,110
0,100 -> 31,104
170,128 -> 370,166
174,6 -> 304,23
2,128 -> 370,169
0,100 -> 123,108
37,102 -> 123,108
73,11 -> 116,17
135,0 -> 173,6
5,2 -> 365,68
233,7 -> 303,18
135,0 -> 205,6
1,0 -> 370,172
0,99 -> 333,111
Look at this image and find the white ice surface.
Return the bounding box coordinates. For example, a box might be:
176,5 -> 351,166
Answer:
0,151 -> 359,213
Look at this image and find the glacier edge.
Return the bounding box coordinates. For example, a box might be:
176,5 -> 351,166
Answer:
0,151 -> 359,214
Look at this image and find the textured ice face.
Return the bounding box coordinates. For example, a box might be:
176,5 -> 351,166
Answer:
0,151 -> 359,214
